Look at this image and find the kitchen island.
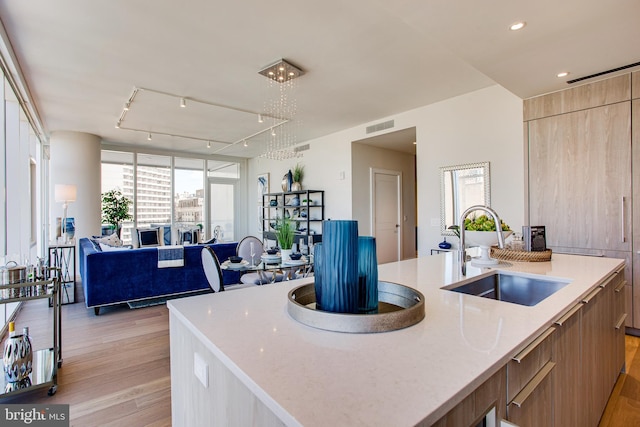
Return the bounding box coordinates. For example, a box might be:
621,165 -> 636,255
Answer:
168,252 -> 625,426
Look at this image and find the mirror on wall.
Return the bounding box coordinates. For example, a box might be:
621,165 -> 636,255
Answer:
440,162 -> 490,235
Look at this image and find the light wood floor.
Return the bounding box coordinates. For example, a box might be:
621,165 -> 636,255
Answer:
600,334 -> 640,426
2,290 -> 172,427
3,286 -> 640,426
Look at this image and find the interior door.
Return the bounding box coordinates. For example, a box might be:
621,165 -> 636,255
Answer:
372,169 -> 401,264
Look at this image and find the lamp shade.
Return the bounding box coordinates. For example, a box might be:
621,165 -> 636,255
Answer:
55,184 -> 77,203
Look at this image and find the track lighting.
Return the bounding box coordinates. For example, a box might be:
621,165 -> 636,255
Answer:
258,114 -> 263,123
115,122 -> 121,128
271,128 -> 276,136
124,102 -> 130,111
243,140 -> 248,147
180,98 -> 186,108
147,133 -> 152,140
207,141 -> 211,149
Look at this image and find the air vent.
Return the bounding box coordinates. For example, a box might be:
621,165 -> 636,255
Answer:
366,120 -> 394,134
294,144 -> 310,152
567,61 -> 640,84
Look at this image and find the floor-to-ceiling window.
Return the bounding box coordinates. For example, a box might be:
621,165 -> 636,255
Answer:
174,158 -> 205,241
101,150 -> 135,244
1,67 -> 47,329
101,149 -> 245,244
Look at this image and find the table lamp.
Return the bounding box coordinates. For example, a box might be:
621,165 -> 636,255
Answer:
55,184 -> 77,243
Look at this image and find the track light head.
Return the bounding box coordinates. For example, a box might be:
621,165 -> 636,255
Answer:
243,140 -> 248,147
271,128 -> 276,136
124,102 -> 130,111
207,141 -> 211,149
147,133 -> 152,141
180,98 -> 186,108
258,114 -> 263,123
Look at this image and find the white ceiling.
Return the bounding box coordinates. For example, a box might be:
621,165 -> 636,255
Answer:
1,0 -> 639,158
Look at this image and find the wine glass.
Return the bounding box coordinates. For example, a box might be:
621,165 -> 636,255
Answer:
250,242 -> 255,267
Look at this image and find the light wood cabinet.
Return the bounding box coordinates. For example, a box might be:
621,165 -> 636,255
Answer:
523,74 -> 630,121
552,303 -> 582,427
431,367 -> 506,427
507,328 -> 555,427
526,72 -> 637,328
632,99 -> 640,327
528,102 -> 632,252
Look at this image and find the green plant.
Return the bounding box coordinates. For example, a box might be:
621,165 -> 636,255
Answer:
101,189 -> 133,232
463,215 -> 511,231
292,163 -> 305,183
275,217 -> 295,249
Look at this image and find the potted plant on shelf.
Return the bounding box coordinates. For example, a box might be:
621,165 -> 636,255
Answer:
101,189 -> 133,237
291,163 -> 305,191
276,217 -> 295,260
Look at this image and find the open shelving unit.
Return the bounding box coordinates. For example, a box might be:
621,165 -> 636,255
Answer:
261,190 -> 324,247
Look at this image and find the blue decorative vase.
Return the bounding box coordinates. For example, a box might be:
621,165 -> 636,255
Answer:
313,242 -> 324,309
64,217 -> 75,240
438,238 -> 451,249
358,236 -> 379,313
316,220 -> 359,313
287,170 -> 293,192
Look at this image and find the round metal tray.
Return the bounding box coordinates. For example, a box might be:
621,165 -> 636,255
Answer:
287,281 -> 425,333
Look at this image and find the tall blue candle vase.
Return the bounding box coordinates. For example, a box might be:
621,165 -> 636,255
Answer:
317,220 -> 359,313
358,236 -> 379,313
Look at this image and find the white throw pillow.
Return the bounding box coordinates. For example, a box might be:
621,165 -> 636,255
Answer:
99,242 -> 130,252
97,233 -> 123,247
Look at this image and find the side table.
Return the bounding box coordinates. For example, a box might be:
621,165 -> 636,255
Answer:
49,243 -> 75,305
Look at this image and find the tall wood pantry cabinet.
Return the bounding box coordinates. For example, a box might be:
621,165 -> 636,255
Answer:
525,71 -> 639,329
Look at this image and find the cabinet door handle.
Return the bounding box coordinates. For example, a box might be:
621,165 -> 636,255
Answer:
554,304 -> 582,326
512,327 -> 555,363
615,314 -> 627,330
615,281 -> 627,293
622,196 -> 626,243
510,361 -> 556,408
582,287 -> 602,304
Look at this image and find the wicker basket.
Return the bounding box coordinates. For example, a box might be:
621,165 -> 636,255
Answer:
490,246 -> 552,262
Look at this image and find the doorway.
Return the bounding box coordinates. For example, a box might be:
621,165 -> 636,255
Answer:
207,179 -> 236,242
351,126 -> 417,261
371,168 -> 402,263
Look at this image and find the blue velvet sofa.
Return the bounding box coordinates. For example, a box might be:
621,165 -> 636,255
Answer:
79,238 -> 240,314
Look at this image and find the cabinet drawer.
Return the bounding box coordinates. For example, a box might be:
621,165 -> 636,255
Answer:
508,361 -> 555,427
507,327 -> 555,402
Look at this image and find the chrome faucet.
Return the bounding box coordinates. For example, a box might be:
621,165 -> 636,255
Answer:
459,205 -> 506,276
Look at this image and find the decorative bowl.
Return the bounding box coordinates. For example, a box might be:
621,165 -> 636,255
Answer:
228,256 -> 243,264
290,252 -> 302,260
266,248 -> 278,255
465,230 -> 512,247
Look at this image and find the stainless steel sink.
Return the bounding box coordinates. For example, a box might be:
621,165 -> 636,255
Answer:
443,272 -> 571,306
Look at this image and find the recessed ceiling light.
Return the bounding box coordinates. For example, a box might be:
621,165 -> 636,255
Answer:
557,71 -> 570,78
509,21 -> 526,31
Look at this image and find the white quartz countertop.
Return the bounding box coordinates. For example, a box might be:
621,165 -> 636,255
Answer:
168,253 -> 624,426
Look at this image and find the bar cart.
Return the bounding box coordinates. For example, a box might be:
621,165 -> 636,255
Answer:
0,268 -> 61,397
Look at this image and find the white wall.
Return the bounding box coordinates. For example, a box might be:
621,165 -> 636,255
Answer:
415,85 -> 524,255
50,131 -> 102,241
248,84 -> 524,256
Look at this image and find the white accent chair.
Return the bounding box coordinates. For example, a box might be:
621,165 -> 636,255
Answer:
236,236 -> 285,285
